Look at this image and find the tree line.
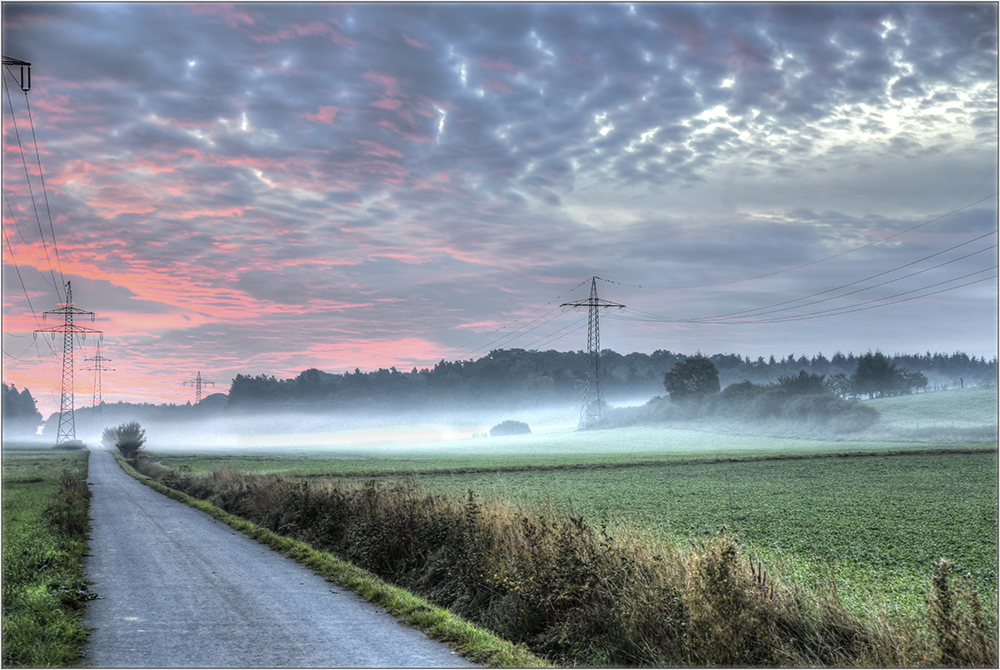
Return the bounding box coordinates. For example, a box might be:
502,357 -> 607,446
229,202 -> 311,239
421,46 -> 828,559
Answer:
225,348 -> 996,411
2,382 -> 43,438
13,347 -> 996,433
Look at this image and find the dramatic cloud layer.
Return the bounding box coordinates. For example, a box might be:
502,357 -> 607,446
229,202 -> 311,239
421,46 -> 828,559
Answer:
2,2 -> 997,415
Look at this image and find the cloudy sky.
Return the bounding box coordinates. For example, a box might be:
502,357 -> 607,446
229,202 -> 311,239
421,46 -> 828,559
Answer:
2,2 -> 997,415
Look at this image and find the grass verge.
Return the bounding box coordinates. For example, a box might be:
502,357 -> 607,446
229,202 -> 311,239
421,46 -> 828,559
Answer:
2,448 -> 93,667
113,453 -> 548,668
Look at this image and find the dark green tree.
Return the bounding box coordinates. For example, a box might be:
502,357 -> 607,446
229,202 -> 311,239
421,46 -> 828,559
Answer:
850,351 -> 926,398
851,352 -> 896,399
112,421 -> 146,462
777,370 -> 827,395
2,382 -> 42,436
824,373 -> 852,399
664,357 -> 720,402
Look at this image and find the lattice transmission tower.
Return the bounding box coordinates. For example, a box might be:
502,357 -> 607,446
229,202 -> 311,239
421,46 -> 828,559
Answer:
2,55 -> 31,92
182,371 -> 215,405
561,277 -> 624,429
84,340 -> 114,409
34,281 -> 102,445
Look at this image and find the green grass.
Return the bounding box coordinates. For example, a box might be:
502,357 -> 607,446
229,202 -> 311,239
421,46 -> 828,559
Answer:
869,386 -> 997,431
2,446 -> 92,667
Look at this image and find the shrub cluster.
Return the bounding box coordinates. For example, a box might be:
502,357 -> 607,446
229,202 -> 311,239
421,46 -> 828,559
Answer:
104,421 -> 146,462
489,420 -> 531,436
143,465 -> 995,667
711,376 -> 880,432
615,370 -> 881,434
45,470 -> 92,539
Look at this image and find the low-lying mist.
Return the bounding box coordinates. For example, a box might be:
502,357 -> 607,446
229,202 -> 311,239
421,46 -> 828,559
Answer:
58,386 -> 997,457
73,402 -> 586,454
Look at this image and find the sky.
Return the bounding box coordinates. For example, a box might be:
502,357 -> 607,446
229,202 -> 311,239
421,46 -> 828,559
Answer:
2,2 -> 997,417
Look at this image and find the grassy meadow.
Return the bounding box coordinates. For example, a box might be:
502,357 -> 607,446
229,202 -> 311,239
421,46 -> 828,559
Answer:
1,445 -> 92,667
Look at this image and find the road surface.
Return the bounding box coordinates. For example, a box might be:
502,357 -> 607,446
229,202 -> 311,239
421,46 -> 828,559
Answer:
82,446 -> 477,668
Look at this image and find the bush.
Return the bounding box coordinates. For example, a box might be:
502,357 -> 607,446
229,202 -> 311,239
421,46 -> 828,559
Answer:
489,420 -> 531,436
109,421 -> 146,462
45,471 -> 91,538
709,376 -> 880,432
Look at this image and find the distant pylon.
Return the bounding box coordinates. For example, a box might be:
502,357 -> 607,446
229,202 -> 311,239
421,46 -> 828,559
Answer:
34,281 -> 102,445
182,371 -> 215,405
561,277 -> 625,429
84,340 -> 114,408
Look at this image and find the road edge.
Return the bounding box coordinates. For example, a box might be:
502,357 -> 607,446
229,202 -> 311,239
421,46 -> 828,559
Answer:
108,451 -> 551,669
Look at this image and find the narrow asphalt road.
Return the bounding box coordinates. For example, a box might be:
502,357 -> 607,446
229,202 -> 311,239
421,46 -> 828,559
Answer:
82,447 -> 477,668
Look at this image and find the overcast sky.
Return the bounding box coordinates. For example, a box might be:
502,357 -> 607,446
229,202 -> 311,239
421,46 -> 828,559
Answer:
3,2 -> 997,415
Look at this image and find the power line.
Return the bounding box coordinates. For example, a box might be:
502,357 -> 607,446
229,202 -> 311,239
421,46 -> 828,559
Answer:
737,267 -> 998,324
610,265 -> 997,326
685,230 -> 998,323
4,189 -> 47,274
2,67 -> 63,299
24,90 -> 65,288
518,314 -> 588,352
459,277 -> 592,357
610,226 -> 996,325
600,192 -> 998,291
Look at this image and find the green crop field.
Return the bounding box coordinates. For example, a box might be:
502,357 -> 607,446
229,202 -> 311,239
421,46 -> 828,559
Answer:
151,387 -> 997,619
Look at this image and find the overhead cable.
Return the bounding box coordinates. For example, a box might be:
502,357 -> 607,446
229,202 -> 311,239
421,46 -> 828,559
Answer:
598,192 -> 998,290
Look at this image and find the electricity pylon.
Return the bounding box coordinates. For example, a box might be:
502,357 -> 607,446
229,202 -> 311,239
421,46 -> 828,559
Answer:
561,277 -> 624,429
34,281 -> 101,445
2,55 -> 31,92
182,371 -> 215,405
84,340 -> 114,408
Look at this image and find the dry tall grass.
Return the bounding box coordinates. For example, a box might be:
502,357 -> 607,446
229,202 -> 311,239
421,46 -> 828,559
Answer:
146,463 -> 996,667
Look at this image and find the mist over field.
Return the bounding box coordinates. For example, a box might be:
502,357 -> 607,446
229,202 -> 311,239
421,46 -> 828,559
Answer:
70,401 -> 585,453
62,384 -> 997,461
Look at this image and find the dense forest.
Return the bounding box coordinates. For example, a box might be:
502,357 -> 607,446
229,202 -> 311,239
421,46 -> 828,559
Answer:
224,348 -> 997,412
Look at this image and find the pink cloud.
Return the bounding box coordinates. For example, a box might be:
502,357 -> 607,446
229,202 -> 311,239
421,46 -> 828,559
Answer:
376,118 -> 433,145
90,184 -> 158,218
305,337 -> 448,372
363,72 -> 403,97
254,21 -> 355,47
404,35 -> 432,50
456,320 -> 502,330
371,98 -> 404,111
358,140 -> 404,159
301,105 -> 340,124
187,4 -> 257,28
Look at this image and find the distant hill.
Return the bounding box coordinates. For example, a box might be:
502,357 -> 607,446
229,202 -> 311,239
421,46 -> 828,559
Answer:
866,386 -> 998,443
